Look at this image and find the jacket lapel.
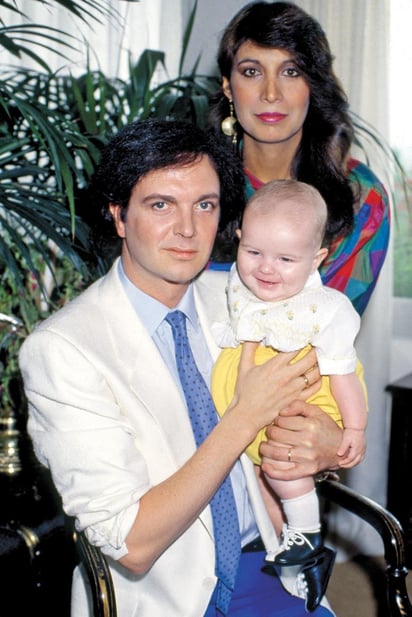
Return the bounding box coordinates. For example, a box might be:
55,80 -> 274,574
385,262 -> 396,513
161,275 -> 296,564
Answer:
193,269 -> 229,361
96,262 -> 198,466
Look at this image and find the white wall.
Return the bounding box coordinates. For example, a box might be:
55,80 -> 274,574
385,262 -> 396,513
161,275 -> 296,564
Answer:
391,299 -> 412,381
182,0 -> 245,75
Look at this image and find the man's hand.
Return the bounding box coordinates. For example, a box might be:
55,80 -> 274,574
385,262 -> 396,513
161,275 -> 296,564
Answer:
259,400 -> 343,481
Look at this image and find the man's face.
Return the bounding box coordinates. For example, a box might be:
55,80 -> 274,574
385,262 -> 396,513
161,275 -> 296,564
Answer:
110,156 -> 220,307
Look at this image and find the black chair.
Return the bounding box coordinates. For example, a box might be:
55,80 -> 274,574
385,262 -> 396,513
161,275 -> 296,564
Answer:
73,528 -> 118,617
317,475 -> 412,617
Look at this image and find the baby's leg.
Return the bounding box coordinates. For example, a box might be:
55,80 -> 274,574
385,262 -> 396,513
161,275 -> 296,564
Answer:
270,476 -> 314,501
267,476 -> 323,566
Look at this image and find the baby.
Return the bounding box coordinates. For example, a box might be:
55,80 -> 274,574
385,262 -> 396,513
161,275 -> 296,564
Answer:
212,179 -> 367,570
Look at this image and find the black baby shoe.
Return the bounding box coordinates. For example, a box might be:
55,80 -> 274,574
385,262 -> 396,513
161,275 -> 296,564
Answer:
274,529 -> 324,566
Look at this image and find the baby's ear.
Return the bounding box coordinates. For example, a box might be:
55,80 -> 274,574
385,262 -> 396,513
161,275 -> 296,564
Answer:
312,247 -> 328,272
235,228 -> 242,240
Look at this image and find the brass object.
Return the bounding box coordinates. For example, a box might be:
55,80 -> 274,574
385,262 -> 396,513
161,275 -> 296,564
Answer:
0,415 -> 22,475
16,525 -> 40,560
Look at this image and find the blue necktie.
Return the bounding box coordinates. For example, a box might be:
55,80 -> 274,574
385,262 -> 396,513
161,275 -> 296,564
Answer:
166,310 -> 241,615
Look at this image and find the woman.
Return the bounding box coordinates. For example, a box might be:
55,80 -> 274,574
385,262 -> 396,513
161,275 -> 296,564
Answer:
209,0 -> 390,316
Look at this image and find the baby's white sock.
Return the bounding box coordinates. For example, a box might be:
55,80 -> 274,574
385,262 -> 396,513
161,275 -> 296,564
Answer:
281,488 -> 321,533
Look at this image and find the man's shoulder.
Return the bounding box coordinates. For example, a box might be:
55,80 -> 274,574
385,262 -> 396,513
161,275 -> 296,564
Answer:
30,261 -> 120,336
195,268 -> 228,302
194,269 -> 229,320
196,268 -> 228,289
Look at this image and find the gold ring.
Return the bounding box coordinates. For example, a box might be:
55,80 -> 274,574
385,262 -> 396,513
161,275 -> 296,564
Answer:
302,373 -> 309,387
287,448 -> 292,462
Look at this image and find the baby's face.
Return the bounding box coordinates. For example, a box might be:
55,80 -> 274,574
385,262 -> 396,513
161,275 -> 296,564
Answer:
236,204 -> 326,303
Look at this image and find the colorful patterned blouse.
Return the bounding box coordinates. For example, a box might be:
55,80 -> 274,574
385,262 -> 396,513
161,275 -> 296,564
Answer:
208,159 -> 390,316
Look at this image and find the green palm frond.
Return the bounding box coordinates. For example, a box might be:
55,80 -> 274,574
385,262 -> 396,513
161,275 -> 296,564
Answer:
0,0 -> 121,70
179,0 -> 199,76
0,24 -> 78,70
0,0 -> 119,27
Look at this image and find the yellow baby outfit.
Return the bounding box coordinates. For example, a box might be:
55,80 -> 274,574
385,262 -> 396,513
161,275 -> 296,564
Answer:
211,264 -> 366,465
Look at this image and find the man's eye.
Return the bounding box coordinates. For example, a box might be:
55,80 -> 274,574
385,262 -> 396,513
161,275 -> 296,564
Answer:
152,202 -> 167,210
198,201 -> 215,211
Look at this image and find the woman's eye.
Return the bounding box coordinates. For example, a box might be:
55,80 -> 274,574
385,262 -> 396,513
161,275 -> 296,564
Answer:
282,66 -> 300,78
243,67 -> 259,77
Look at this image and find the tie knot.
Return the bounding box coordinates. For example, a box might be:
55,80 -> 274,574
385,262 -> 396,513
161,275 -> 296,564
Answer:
165,310 -> 186,332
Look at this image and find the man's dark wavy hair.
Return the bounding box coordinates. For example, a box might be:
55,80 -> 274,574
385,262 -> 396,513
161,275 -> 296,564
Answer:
209,1 -> 357,242
88,119 -> 246,262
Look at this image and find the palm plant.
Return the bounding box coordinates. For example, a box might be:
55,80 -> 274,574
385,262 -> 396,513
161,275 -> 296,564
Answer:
1,0 -> 122,413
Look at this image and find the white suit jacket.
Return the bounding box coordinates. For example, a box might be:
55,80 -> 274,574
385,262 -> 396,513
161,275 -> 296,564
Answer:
19,259 -> 284,617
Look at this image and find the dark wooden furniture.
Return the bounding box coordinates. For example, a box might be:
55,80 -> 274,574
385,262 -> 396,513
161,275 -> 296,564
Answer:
0,454 -> 76,616
386,372 -> 412,568
318,476 -> 412,617
0,437 -> 116,617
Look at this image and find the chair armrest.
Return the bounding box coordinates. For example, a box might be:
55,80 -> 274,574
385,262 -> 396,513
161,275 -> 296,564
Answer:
317,476 -> 412,617
74,530 -> 117,617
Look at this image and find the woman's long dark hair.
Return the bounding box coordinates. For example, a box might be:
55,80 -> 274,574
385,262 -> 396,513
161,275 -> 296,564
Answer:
209,1 -> 357,244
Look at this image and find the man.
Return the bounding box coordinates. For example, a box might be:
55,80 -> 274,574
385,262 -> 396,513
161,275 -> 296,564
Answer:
19,120 -> 340,616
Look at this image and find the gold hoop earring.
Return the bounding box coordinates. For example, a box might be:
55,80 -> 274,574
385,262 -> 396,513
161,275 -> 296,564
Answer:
221,100 -> 237,145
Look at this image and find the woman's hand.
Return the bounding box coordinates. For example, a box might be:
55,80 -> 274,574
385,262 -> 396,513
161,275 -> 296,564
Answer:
259,400 -> 343,480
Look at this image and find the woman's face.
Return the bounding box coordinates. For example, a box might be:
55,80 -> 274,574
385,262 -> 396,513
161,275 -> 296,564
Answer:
223,41 -> 310,149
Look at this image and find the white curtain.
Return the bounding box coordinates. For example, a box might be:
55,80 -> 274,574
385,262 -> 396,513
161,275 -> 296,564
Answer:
1,0 -> 183,79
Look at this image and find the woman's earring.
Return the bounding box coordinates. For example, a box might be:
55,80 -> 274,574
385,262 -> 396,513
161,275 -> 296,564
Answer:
221,100 -> 237,145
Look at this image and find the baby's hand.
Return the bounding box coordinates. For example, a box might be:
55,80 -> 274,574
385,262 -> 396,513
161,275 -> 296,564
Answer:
337,428 -> 366,468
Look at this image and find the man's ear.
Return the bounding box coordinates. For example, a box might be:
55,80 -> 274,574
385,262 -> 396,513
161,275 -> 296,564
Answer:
109,204 -> 126,239
222,77 -> 232,101
312,247 -> 328,272
235,228 -> 242,240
